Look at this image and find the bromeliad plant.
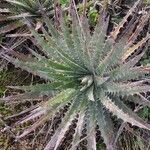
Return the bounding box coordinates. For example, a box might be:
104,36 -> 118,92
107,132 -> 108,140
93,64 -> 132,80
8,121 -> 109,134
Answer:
1,1 -> 150,150
0,0 -> 54,69
0,0 -> 54,35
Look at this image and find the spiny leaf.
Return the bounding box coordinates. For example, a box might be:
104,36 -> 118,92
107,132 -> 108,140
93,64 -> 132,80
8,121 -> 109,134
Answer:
16,107 -> 47,125
0,21 -> 22,34
122,34 -> 150,60
110,0 -> 142,40
127,11 -> 149,47
70,111 -> 85,150
109,64 -> 149,81
7,82 -> 63,92
5,106 -> 37,120
1,54 -> 51,79
127,94 -> 150,107
30,27 -> 59,59
86,101 -> 97,150
122,50 -> 146,68
106,82 -> 150,96
102,96 -> 150,130
44,93 -> 87,150
6,0 -> 33,11
2,54 -> 77,81
97,40 -> 125,75
16,89 -> 76,139
31,23 -> 88,72
70,4 -> 89,68
96,100 -> 115,150
91,15 -> 110,68
46,89 -> 76,107
0,92 -> 43,103
60,9 -> 84,66
16,114 -> 49,139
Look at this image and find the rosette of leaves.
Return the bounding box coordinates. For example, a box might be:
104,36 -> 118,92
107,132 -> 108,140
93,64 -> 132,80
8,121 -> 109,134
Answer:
0,0 -> 54,35
1,2 -> 150,150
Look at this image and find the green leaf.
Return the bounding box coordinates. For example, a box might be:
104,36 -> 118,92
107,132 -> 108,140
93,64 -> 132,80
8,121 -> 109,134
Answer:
86,101 -> 97,150
97,40 -> 126,75
6,0 -> 32,11
106,82 -> 150,96
96,100 -> 115,150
